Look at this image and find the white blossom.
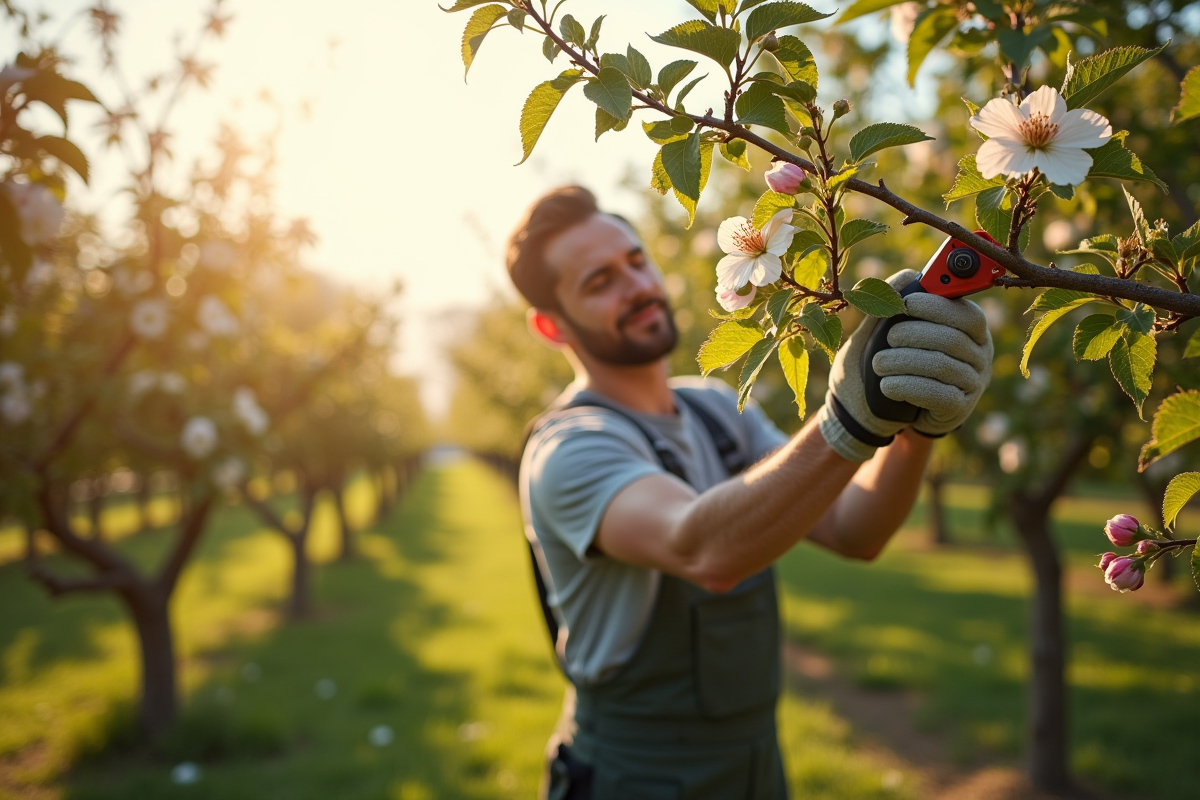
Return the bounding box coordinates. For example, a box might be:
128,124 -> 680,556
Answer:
0,361 -> 23,387
211,456 -> 246,492
715,209 -> 796,291
976,412 -> 1009,447
181,416 -> 218,459
160,372 -> 187,393
0,364 -> 31,424
130,299 -> 169,339
0,305 -> 16,336
3,182 -> 64,245
196,295 -> 240,337
198,240 -> 237,272
232,387 -> 269,436
970,86 -> 1112,186
129,370 -> 159,395
999,439 -> 1028,474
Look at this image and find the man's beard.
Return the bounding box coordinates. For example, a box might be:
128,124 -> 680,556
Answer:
561,297 -> 679,366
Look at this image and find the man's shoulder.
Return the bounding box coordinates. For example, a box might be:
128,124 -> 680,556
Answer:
669,375 -> 740,416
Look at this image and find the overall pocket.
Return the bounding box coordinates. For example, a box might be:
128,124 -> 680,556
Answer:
691,574 -> 780,718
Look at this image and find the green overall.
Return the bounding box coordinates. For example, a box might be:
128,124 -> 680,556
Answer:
538,391 -> 788,800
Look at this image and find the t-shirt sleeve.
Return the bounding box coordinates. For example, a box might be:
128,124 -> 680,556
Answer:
526,412 -> 664,561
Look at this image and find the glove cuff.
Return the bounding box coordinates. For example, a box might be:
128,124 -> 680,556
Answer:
817,396 -> 893,463
912,428 -> 951,439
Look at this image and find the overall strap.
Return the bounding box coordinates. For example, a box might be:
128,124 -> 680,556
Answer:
521,390 -> 749,676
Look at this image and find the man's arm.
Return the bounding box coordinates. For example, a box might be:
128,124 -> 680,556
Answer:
594,418 -> 930,593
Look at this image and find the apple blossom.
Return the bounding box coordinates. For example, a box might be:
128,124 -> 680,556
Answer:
1104,556 -> 1145,593
1098,552 -> 1118,571
181,416 -> 218,459
211,456 -> 246,492
0,364 -> 31,425
1104,514 -> 1142,548
130,299 -> 169,339
764,161 -> 806,195
1135,540 -> 1159,556
160,372 -> 187,393
196,295 -> 240,337
0,305 -> 15,335
3,182 -> 64,245
716,284 -> 757,313
970,86 -> 1112,186
715,209 -> 796,291
232,387 -> 269,436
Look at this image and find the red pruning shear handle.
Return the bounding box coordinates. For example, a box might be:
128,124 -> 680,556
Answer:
862,231 -> 1004,423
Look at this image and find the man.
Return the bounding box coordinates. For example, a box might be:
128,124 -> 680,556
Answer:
513,186 -> 992,799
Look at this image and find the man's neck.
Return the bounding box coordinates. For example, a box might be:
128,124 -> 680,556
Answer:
575,357 -> 675,415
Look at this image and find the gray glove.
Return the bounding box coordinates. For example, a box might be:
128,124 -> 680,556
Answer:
817,269 -> 993,461
874,291 -> 993,437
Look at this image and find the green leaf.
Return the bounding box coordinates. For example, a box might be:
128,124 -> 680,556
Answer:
650,150 -> 671,195
1171,65 -> 1200,124
517,70 -> 584,165
1048,183 -> 1074,200
847,122 -> 933,164
798,302 -> 841,361
657,59 -> 698,98
1117,303 -> 1155,335
595,107 -> 627,140
1140,390 -> 1200,469
650,20 -> 742,69
1060,234 -> 1120,265
735,82 -> 790,134
460,4 -> 509,78
542,36 -> 561,63
974,185 -> 1029,251
683,0 -> 720,23
943,154 -> 1005,205
507,9 -> 527,31
1171,219 -> 1200,271
769,35 -> 818,87
752,191 -> 796,229
440,0 -> 499,11
839,218 -> 888,250
586,15 -> 605,50
1185,327 -> 1200,359
1163,472 -> 1200,530
763,79 -> 817,104
642,119 -> 688,144
778,337 -> 811,418
996,26 -> 1052,72
1061,44 -> 1167,110
559,14 -> 587,46
1073,313 -> 1123,361
626,45 -> 653,88
698,318 -> 764,374
1021,288 -> 1093,377
767,287 -> 794,330
35,135 -> 89,183
661,133 -> 703,202
583,67 -> 632,120
907,7 -> 958,87
674,74 -> 709,108
600,51 -> 632,76
719,139 -> 751,170
1109,329 -> 1156,418
738,337 -> 779,411
836,0 -> 911,25
1086,134 -> 1168,192
1193,544 -> 1200,594
791,247 -> 828,290
0,189 -> 32,274
843,277 -> 906,317
745,2 -> 833,42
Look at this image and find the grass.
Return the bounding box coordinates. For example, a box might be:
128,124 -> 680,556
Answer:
775,487 -> 1200,799
0,460 -> 918,800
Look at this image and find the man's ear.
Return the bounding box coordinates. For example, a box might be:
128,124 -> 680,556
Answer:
528,307 -> 569,346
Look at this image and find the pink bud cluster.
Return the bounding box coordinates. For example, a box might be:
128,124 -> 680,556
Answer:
1097,515 -> 1156,594
1098,552 -> 1145,593
1103,514 -> 1144,547
765,161 -> 806,195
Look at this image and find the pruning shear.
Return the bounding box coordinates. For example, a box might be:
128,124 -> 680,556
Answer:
862,230 -> 1005,423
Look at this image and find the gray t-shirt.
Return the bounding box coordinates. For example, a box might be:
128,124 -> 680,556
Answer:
519,376 -> 788,686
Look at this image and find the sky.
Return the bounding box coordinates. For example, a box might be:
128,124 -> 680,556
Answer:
28,0 -> 925,417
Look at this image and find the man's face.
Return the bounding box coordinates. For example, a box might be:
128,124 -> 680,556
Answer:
543,213 -> 677,366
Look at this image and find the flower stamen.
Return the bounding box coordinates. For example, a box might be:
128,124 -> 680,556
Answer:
729,220 -> 766,255
1017,111 -> 1059,150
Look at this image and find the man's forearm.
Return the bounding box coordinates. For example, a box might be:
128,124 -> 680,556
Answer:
671,417 -> 861,592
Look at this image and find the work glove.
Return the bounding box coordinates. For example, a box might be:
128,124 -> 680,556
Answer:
817,269 -> 993,461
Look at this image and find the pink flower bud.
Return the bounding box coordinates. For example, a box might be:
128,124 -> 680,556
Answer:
1104,556 -> 1145,593
1103,514 -> 1141,548
716,284 -> 756,313
1135,540 -> 1159,556
1098,552 -> 1118,571
765,161 -> 806,195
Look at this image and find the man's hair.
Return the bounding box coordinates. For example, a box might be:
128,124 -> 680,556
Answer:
506,185 -> 599,310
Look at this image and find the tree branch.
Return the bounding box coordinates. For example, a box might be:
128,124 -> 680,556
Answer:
35,483 -> 139,576
241,488 -> 293,535
155,491 -> 215,594
26,560 -> 133,596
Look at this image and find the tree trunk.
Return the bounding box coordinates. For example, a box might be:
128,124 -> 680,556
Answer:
126,586 -> 178,739
334,485 -> 354,561
1012,501 -> 1071,794
286,532 -> 312,619
88,490 -> 104,540
136,475 -> 153,532
927,472 -> 950,546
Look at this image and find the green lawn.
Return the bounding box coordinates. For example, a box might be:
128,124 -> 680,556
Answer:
0,461 -> 917,800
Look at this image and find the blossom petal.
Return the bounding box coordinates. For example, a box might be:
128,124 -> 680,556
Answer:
760,208 -> 794,239
716,253 -> 757,290
976,138 -> 1037,179
971,98 -> 1027,142
764,223 -> 797,256
717,284 -> 757,312
1052,108 -> 1112,149
717,216 -> 753,256
749,253 -> 783,286
1021,85 -> 1066,125
1034,145 -> 1094,186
